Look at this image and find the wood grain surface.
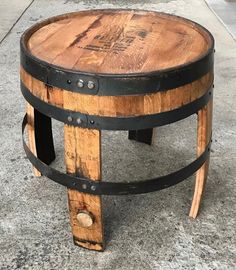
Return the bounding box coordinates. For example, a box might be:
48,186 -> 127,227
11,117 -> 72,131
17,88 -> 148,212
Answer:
64,124 -> 104,250
26,103 -> 41,177
189,99 -> 213,218
21,68 -> 213,117
27,10 -> 211,74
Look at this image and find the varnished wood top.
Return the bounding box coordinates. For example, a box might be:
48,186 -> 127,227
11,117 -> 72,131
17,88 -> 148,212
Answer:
27,9 -> 212,74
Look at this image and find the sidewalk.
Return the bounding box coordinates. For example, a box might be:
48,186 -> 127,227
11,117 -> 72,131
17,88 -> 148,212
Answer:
0,0 -> 33,43
0,0 -> 235,269
205,0 -> 236,40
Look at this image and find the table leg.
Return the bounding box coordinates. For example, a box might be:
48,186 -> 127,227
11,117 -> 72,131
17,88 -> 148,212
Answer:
26,103 -> 55,176
128,128 -> 153,145
64,125 -> 104,251
189,99 -> 213,218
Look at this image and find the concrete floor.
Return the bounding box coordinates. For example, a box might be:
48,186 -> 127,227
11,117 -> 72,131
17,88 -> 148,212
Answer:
0,0 -> 236,269
0,0 -> 33,42
205,0 -> 236,40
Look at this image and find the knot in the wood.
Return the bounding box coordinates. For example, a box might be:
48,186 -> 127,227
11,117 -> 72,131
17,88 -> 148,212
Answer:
76,211 -> 94,228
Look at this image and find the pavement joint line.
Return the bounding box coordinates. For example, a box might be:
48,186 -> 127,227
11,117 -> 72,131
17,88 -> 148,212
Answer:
0,0 -> 35,45
203,0 -> 236,41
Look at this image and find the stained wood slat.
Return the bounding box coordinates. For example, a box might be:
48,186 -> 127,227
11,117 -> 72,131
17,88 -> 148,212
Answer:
189,99 -> 213,218
26,103 -> 41,177
64,88 -> 104,250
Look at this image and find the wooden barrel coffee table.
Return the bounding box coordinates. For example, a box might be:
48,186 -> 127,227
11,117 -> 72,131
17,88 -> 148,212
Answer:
20,9 -> 214,251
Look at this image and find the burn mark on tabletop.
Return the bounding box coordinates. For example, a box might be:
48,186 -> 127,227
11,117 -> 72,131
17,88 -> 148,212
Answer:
138,30 -> 148,38
77,24 -> 149,53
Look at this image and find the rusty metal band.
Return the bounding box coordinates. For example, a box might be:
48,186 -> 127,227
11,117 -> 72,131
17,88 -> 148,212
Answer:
22,114 -> 211,195
21,82 -> 213,130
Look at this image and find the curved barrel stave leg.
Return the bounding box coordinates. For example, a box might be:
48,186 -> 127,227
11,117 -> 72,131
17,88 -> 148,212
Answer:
189,98 -> 213,219
26,103 -> 55,176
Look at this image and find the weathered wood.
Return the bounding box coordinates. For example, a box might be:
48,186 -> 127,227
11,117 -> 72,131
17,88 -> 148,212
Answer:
64,85 -> 104,251
21,68 -> 213,117
189,98 -> 213,218
64,125 -> 104,251
26,103 -> 41,177
26,103 -> 55,174
26,104 -> 55,175
28,10 -> 211,74
22,69 -> 104,251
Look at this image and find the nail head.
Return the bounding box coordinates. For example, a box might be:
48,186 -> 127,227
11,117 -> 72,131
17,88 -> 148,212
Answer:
67,116 -> 73,122
77,79 -> 84,88
87,81 -> 95,89
77,118 -> 82,124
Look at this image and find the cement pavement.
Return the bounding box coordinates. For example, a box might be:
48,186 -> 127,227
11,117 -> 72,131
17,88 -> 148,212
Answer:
0,0 -> 33,43
0,0 -> 235,269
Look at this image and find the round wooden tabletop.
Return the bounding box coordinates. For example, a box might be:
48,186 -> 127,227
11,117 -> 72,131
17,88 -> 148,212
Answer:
26,9 -> 212,75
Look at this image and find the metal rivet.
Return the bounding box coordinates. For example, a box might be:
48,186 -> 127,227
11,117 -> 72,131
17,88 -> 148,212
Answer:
67,116 -> 73,122
82,184 -> 87,190
87,81 -> 95,89
77,79 -> 84,88
67,79 -> 72,84
77,118 -> 82,125
91,185 -> 96,191
90,120 -> 94,125
76,211 -> 94,228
